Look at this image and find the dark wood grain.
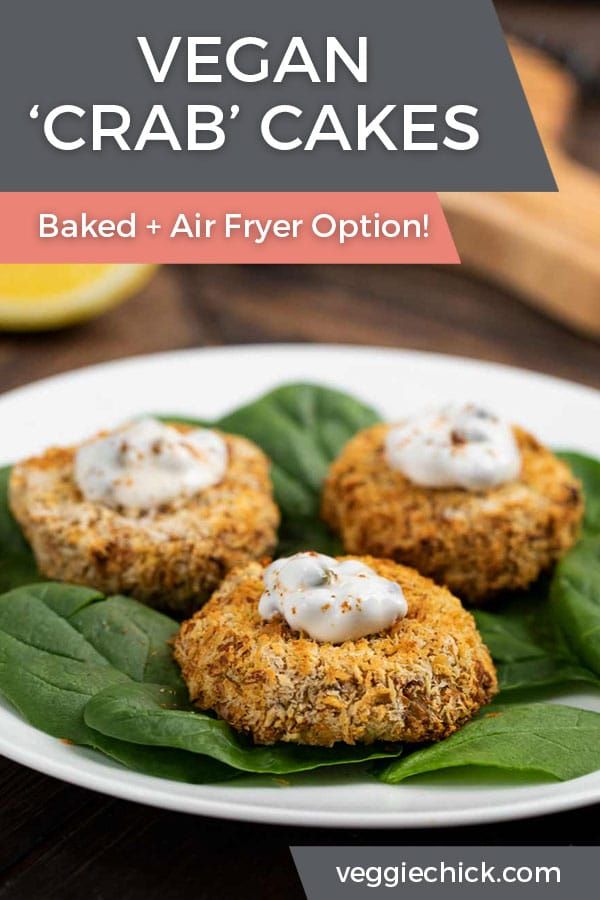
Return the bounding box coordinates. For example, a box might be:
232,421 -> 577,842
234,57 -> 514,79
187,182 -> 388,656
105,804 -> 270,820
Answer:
1,767 -> 600,900
0,3 -> 599,898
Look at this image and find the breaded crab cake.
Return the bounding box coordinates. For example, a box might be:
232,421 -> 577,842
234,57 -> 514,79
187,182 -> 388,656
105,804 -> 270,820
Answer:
322,405 -> 583,604
9,418 -> 279,613
174,554 -> 497,747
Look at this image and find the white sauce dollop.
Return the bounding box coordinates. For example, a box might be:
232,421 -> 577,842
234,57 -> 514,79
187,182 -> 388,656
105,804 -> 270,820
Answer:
259,552 -> 407,643
385,403 -> 521,490
74,417 -> 228,512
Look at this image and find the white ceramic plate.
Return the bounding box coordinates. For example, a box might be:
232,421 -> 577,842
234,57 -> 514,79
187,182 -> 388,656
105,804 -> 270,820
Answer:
0,344 -> 599,828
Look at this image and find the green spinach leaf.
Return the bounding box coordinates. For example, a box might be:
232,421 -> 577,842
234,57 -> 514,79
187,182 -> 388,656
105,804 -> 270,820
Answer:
219,382 -> 379,554
0,466 -> 40,593
68,594 -> 183,688
84,681 -> 403,775
550,537 -> 600,678
556,451 -> 600,536
380,704 -> 600,784
167,382 -> 380,555
0,583 -> 232,782
216,383 -> 380,520
275,516 -> 343,558
474,591 -> 600,696
472,451 -> 600,697
89,736 -> 235,784
165,382 -> 379,522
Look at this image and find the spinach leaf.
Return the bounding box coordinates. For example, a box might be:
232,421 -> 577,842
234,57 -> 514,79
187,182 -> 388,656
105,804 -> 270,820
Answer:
0,466 -> 40,593
550,536 -> 600,678
68,594 -> 183,688
0,583 -> 232,782
474,592 -> 600,696
472,450 -> 600,697
0,582 -> 401,778
275,516 -> 343,558
90,736 -> 235,784
166,383 -> 379,522
219,382 -> 379,553
0,619 -> 127,743
556,451 -> 600,536
216,383 -> 380,520
380,704 -> 600,784
84,682 -> 403,775
489,658 -> 599,697
166,382 -> 380,555
0,583 -> 182,688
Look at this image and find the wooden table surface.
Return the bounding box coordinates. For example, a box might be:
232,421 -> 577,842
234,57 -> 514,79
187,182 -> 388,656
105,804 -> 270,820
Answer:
1,3 -> 599,898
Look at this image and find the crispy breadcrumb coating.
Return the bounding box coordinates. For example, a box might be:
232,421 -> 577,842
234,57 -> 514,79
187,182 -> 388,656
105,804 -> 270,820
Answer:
322,424 -> 583,604
9,425 -> 279,613
174,556 -> 497,746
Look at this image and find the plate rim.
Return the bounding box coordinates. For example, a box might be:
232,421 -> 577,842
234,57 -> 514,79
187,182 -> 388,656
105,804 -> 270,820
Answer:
1,342 -> 598,409
0,728 -> 599,828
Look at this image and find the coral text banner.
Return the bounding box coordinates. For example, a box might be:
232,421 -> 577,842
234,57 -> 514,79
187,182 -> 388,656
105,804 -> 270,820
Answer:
0,193 -> 458,264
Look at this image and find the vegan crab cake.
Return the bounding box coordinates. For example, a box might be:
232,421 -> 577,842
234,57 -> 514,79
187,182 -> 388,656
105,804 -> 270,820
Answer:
322,403 -> 583,604
174,552 -> 497,747
9,417 -> 279,613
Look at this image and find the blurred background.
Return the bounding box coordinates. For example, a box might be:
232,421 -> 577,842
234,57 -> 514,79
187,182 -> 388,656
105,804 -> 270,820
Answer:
0,0 -> 598,396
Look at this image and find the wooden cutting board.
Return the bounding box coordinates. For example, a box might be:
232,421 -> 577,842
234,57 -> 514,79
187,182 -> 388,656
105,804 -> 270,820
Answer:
441,40 -> 600,338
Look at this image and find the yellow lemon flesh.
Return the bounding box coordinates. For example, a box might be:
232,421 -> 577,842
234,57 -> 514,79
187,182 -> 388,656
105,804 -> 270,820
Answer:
0,264 -> 156,331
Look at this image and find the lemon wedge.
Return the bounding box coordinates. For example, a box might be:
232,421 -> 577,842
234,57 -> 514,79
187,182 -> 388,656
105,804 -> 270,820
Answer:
0,264 -> 157,331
